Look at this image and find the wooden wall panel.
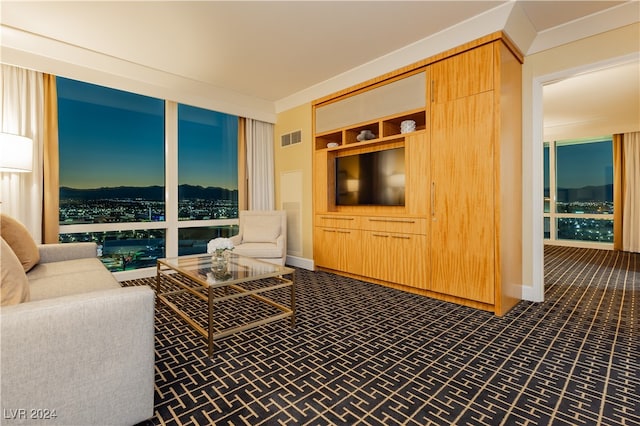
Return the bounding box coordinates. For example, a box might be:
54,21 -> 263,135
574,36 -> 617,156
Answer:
431,43 -> 494,103
430,91 -> 495,304
405,132 -> 430,216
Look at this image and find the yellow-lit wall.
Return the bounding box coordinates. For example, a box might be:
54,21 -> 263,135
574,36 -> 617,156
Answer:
273,103 -> 314,263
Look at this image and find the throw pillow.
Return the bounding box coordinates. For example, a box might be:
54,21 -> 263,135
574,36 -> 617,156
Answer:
0,213 -> 40,272
1,237 -> 30,305
242,215 -> 281,243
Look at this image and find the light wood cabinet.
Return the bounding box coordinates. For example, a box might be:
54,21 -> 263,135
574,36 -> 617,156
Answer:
312,33 -> 523,316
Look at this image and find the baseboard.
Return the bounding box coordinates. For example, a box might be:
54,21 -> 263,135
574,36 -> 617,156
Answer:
521,284 -> 544,303
286,255 -> 314,271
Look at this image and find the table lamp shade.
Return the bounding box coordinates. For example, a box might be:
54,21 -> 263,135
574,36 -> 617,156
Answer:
0,133 -> 33,173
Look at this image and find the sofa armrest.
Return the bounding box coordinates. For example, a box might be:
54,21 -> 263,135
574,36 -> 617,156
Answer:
0,286 -> 155,425
230,234 -> 242,246
37,242 -> 97,264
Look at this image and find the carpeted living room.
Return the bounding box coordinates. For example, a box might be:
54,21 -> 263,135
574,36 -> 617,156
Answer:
126,245 -> 639,425
1,2 -> 640,426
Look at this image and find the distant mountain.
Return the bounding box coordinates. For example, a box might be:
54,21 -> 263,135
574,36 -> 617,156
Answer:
177,185 -> 238,201
60,185 -> 238,201
556,183 -> 613,203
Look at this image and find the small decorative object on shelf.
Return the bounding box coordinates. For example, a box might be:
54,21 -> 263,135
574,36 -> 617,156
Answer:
327,142 -> 339,148
356,129 -> 376,141
400,120 -> 416,133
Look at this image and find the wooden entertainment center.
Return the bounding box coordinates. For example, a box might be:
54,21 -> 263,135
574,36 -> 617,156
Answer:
312,32 -> 523,316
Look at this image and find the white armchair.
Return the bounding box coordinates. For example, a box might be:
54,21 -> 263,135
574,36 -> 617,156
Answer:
230,210 -> 287,265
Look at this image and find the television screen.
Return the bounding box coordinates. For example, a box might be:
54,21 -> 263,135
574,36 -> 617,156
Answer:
335,147 -> 405,206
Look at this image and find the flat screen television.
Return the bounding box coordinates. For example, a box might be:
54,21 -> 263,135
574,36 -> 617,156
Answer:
335,147 -> 405,206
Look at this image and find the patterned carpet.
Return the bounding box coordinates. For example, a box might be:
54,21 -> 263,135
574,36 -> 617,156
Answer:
128,246 -> 639,425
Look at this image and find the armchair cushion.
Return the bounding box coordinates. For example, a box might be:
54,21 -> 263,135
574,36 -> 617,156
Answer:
0,213 -> 39,272
1,237 -> 30,306
233,241 -> 285,259
242,215 -> 282,243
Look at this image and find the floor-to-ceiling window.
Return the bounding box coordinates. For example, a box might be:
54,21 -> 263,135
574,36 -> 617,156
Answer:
544,136 -> 614,246
57,77 -> 239,272
176,103 -> 239,256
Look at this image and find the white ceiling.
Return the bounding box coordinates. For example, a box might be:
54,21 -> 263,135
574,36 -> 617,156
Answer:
543,61 -> 640,141
0,0 -> 638,132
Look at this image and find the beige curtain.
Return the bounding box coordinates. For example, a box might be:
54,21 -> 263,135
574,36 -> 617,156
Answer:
245,118 -> 275,210
0,64 -> 44,242
237,117 -> 248,211
613,132 -> 640,252
42,74 -> 59,243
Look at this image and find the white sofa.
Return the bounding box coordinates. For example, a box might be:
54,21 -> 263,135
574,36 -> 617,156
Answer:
1,217 -> 155,425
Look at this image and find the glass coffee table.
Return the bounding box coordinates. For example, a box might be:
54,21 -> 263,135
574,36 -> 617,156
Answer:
156,253 -> 295,357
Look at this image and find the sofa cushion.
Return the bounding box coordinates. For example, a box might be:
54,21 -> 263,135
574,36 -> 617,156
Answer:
242,216 -> 281,243
0,214 -> 40,272
1,237 -> 30,305
27,257 -> 108,281
27,258 -> 120,302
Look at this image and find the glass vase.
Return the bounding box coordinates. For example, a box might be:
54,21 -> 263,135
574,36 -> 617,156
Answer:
212,253 -> 227,274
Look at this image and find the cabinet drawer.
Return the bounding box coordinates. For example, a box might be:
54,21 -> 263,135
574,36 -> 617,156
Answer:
362,217 -> 426,234
362,231 -> 428,288
315,214 -> 361,229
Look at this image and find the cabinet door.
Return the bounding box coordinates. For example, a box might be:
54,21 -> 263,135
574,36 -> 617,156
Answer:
430,91 -> 495,304
363,232 -> 428,289
431,43 -> 493,103
314,227 -> 362,275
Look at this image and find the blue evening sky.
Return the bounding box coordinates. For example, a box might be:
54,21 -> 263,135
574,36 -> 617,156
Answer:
178,104 -> 238,189
544,139 -> 613,190
57,77 -> 238,190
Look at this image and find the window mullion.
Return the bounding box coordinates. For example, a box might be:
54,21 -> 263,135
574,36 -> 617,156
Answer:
549,140 -> 557,241
165,101 -> 179,258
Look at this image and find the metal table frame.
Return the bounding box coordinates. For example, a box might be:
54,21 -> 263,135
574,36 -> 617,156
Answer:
156,253 -> 296,357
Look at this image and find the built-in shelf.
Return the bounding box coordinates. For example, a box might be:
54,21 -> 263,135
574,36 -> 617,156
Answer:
314,108 -> 426,151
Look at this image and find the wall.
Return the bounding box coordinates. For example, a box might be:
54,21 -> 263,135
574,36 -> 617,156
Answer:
521,22 -> 640,301
274,103 -> 314,268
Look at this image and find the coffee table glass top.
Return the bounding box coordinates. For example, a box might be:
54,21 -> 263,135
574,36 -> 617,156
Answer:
158,253 -> 294,288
